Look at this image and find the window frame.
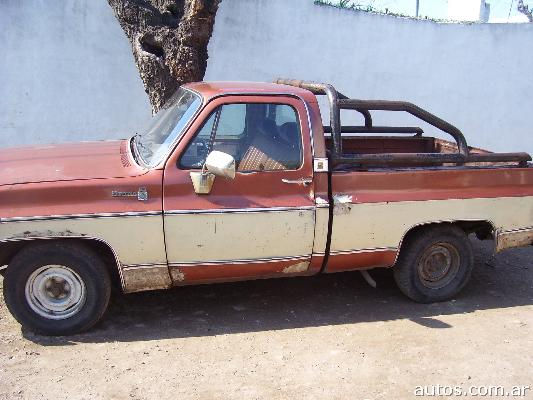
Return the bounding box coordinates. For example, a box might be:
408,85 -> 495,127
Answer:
177,101 -> 305,172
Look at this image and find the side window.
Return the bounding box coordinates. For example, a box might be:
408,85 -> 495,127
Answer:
216,104 -> 246,138
180,103 -> 303,171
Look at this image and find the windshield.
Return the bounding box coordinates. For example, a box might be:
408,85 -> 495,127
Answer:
134,87 -> 202,167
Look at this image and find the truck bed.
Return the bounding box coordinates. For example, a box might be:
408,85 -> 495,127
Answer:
324,136 -> 527,168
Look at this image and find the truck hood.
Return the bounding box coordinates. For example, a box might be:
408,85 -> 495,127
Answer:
0,140 -> 145,186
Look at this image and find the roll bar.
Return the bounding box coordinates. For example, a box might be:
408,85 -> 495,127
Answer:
275,78 -> 531,167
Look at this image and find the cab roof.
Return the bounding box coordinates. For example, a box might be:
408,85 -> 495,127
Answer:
184,81 -> 317,103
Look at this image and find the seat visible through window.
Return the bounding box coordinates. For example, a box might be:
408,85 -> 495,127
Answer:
180,103 -> 302,171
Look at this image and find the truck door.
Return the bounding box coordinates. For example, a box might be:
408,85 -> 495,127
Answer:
162,95 -> 316,284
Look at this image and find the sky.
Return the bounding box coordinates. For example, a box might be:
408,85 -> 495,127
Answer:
328,0 -> 531,22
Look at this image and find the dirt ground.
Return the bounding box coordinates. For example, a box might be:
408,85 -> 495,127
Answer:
0,239 -> 532,400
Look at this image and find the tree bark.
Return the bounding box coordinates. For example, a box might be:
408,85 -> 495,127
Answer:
107,0 -> 221,112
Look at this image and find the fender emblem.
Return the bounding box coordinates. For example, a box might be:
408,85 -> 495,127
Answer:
112,187 -> 148,201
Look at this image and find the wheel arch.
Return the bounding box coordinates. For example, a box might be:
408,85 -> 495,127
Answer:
394,219 -> 496,265
0,237 -> 124,290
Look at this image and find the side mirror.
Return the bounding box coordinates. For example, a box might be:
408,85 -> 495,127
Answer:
190,151 -> 235,195
205,151 -> 236,179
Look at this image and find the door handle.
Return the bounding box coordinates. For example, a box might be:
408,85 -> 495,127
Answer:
282,177 -> 313,186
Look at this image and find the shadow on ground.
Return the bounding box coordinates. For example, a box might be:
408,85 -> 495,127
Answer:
23,240 -> 533,346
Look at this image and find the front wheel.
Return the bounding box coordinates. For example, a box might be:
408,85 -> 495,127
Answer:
3,241 -> 111,335
394,225 -> 474,303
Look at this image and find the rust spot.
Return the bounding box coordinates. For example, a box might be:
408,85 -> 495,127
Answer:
333,204 -> 352,216
11,230 -> 85,239
495,228 -> 533,253
282,261 -> 309,274
122,266 -> 172,293
333,194 -> 353,215
170,268 -> 186,282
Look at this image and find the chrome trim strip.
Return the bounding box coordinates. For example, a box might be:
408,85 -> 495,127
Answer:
314,247 -> 398,256
499,226 -> 533,234
331,247 -> 397,255
169,255 -> 310,267
1,211 -> 162,223
2,207 -> 317,222
301,95 -> 315,159
122,263 -> 168,270
165,206 -> 316,215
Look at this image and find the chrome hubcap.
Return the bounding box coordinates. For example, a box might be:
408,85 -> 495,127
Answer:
417,243 -> 460,289
25,265 -> 86,320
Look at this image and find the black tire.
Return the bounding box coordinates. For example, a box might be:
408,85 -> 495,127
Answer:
3,241 -> 111,335
394,225 -> 474,303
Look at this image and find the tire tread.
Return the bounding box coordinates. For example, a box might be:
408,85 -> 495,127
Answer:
3,241 -> 111,335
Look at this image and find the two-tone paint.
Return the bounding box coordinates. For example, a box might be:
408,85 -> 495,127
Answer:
1,82 -> 532,294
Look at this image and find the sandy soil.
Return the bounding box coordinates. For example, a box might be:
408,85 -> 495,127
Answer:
1,239 -> 532,400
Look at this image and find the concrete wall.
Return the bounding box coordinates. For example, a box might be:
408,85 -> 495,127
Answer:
0,0 -> 151,147
206,0 -> 533,154
1,0 -> 532,155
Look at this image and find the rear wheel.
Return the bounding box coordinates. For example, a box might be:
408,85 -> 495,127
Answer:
3,241 -> 111,335
394,225 -> 474,303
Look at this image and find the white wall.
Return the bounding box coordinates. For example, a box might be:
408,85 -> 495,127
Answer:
0,0 -> 151,147
206,0 -> 533,155
1,0 -> 532,155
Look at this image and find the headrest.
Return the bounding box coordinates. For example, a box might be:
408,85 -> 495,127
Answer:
279,122 -> 299,147
257,118 -> 278,138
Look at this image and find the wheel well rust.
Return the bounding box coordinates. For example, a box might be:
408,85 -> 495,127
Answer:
395,220 -> 495,265
0,238 -> 123,290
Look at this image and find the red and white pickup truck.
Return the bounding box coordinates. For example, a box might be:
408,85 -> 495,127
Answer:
1,79 -> 532,335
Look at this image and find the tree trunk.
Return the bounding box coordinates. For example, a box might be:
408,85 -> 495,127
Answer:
107,0 -> 221,112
